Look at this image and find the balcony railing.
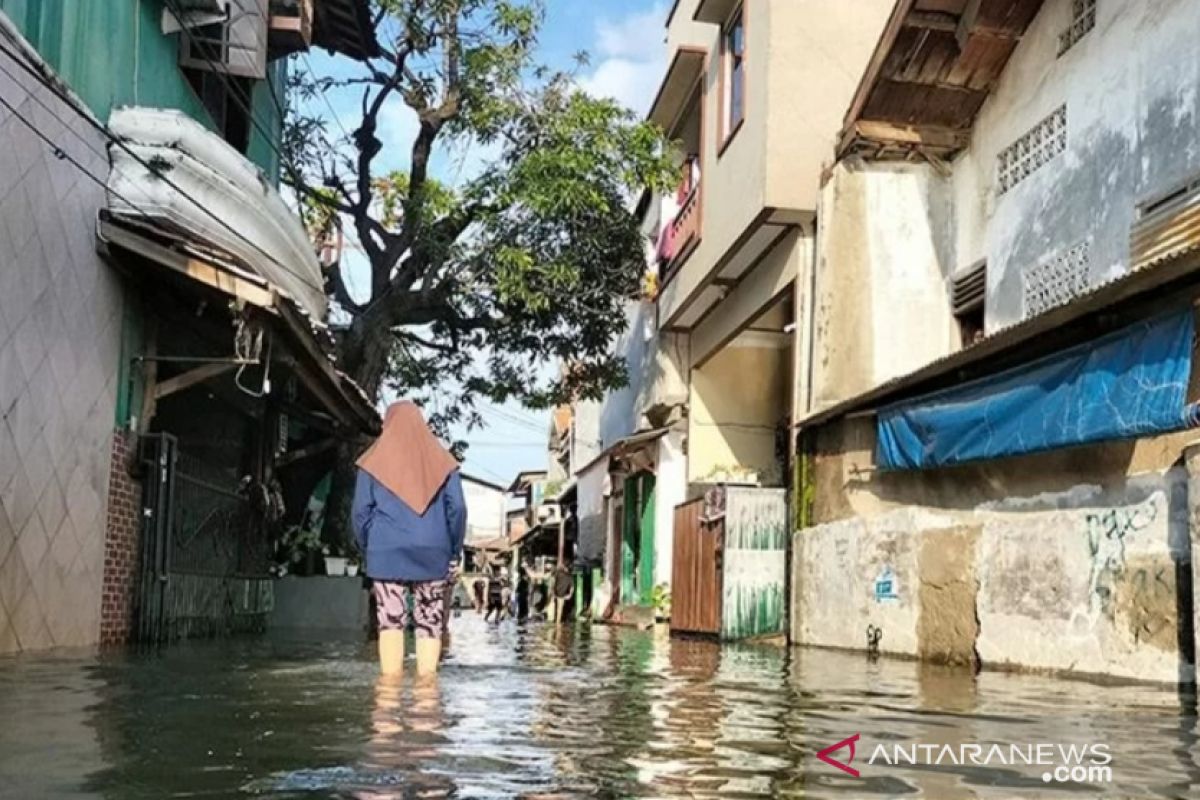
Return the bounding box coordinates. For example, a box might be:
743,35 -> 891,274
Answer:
659,183 -> 701,282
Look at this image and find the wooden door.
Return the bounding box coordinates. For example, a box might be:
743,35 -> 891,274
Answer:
669,498 -> 722,635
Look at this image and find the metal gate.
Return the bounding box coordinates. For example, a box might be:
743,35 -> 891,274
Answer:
669,497 -> 722,635
135,434 -> 272,643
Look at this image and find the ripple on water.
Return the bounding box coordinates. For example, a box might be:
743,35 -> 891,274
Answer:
0,616 -> 1198,798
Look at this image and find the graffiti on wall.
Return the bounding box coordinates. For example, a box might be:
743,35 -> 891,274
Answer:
722,488 -> 787,640
1085,495 -> 1159,616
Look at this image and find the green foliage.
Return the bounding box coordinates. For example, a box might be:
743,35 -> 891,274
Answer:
284,0 -> 677,450
651,583 -> 671,618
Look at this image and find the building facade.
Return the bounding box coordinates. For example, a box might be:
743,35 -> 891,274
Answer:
0,0 -> 376,653
791,0 -> 1200,682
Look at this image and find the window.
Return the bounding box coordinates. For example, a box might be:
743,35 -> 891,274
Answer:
721,6 -> 745,146
1058,0 -> 1096,56
184,68 -> 253,154
1022,242 -> 1091,319
952,261 -> 986,346
997,105 -> 1067,194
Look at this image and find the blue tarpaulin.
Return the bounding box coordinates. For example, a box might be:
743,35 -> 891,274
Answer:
876,309 -> 1197,470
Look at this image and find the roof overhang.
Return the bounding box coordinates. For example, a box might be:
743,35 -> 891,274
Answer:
507,471 -> 548,494
98,213 -> 379,434
837,0 -> 1048,161
107,107 -> 328,320
312,0 -> 381,61
797,251 -> 1200,431
693,0 -> 740,25
648,47 -> 706,132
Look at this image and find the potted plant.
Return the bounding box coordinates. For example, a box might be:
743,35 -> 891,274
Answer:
346,543 -> 361,577
323,542 -> 348,577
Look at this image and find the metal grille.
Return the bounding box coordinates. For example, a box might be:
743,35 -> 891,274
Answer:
998,106 -> 1067,194
1058,0 -> 1096,56
1022,241 -> 1091,319
135,435 -> 272,644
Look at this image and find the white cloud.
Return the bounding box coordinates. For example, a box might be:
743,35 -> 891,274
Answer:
595,3 -> 670,60
580,2 -> 668,117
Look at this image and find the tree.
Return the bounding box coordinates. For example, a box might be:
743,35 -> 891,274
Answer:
284,0 -> 675,540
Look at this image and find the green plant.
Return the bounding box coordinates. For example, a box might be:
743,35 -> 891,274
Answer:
651,583 -> 671,618
277,525 -> 322,566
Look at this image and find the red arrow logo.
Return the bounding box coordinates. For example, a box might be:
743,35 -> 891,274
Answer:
817,734 -> 861,777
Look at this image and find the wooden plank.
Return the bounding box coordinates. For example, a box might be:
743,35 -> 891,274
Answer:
276,437 -> 337,467
905,10 -> 958,32
138,320 -> 159,434
153,362 -> 237,401
851,119 -> 970,150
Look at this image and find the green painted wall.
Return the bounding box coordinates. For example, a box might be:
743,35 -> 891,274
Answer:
0,0 -> 282,178
621,478 -> 637,604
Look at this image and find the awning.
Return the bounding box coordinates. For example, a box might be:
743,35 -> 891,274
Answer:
97,212 -> 379,433
648,47 -> 705,131
107,107 -> 328,320
877,308 -> 1197,470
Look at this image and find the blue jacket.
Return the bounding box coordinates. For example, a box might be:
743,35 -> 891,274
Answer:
351,468 -> 467,582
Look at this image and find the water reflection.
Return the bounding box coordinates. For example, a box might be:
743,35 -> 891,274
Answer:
0,615 -> 1198,798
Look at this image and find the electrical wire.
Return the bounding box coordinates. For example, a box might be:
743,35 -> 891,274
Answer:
0,33 -> 325,297
298,50 -> 352,141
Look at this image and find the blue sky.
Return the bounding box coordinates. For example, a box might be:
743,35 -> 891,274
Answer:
301,1 -> 668,486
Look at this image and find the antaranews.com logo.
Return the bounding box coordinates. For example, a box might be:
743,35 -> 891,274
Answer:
817,734 -> 1113,785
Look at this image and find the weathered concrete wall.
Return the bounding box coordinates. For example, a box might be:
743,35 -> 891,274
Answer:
576,456 -> 608,570
689,340 -> 788,484
808,161 -> 957,412
271,576 -> 369,631
793,419 -> 1196,682
0,36 -> 123,653
800,0 -> 1200,415
956,0 -> 1200,330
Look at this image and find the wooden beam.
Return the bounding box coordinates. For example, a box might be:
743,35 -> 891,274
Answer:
841,0 -> 919,130
905,11 -> 958,32
849,120 -> 971,151
153,362 -> 237,401
276,437 -> 337,467
138,320 -> 159,434
956,0 -> 983,50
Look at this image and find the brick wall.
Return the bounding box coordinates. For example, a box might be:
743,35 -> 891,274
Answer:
100,431 -> 141,646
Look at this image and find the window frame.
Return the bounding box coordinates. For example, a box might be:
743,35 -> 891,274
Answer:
718,3 -> 746,156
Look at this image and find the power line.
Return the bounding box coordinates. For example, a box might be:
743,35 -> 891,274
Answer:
298,50 -> 352,141
0,34 -> 324,298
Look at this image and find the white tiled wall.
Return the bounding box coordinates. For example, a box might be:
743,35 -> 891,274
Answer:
0,58 -> 123,653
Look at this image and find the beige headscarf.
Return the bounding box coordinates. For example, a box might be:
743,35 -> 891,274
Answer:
356,402 -> 459,514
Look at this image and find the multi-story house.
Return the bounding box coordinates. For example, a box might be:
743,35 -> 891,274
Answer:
578,0 -> 893,625
0,0 -> 377,653
791,0 -> 1200,682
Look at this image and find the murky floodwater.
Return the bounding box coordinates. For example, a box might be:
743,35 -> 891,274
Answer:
1,615 -> 1199,799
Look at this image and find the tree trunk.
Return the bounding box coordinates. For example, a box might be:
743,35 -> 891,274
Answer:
320,316 -> 392,548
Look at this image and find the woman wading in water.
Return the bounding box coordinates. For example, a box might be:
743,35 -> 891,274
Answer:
353,402 -> 467,677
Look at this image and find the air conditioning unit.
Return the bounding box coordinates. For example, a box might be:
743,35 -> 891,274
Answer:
1131,175 -> 1200,273
175,0 -> 269,80
162,0 -> 227,34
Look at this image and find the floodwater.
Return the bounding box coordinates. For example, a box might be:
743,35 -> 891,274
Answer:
1,616 -> 1199,799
